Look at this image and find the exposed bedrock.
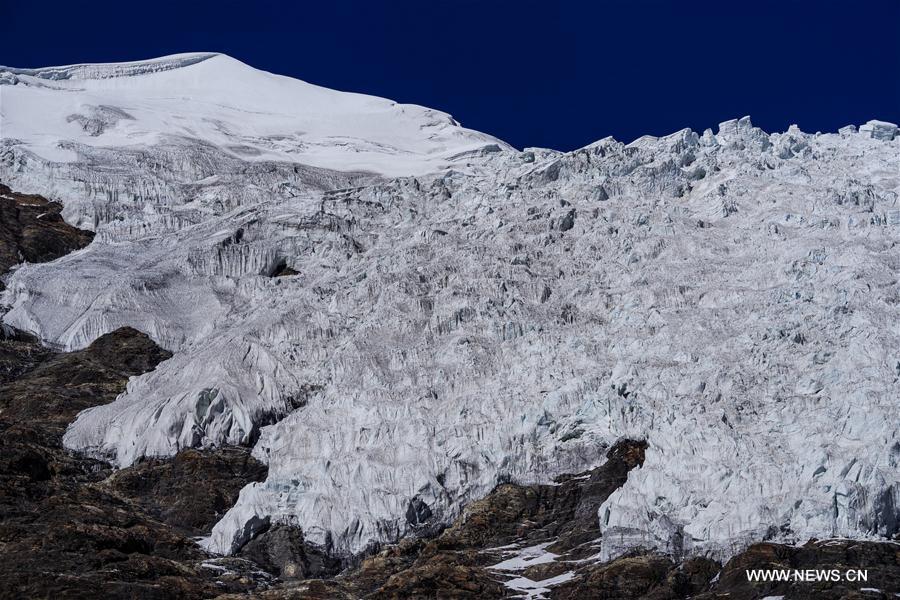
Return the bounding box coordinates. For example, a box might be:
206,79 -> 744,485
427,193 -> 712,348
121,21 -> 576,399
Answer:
103,447 -> 269,536
0,321 -> 280,598
0,326 -> 254,599
238,524 -> 344,582
0,182 -> 94,291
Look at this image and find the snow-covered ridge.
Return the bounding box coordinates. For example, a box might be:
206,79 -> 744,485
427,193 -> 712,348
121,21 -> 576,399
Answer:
1,53 -> 898,565
0,53 -> 508,178
0,52 -> 219,81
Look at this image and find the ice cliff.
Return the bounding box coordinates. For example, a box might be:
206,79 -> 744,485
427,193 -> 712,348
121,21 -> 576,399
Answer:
1,55 -> 898,561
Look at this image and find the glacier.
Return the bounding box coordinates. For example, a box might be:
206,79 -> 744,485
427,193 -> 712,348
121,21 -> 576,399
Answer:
1,54 -> 898,562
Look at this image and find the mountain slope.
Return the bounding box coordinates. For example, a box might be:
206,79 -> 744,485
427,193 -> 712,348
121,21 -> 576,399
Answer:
1,54 -> 898,577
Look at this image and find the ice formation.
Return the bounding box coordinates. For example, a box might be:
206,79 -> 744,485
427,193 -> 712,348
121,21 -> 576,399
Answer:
1,55 -> 898,561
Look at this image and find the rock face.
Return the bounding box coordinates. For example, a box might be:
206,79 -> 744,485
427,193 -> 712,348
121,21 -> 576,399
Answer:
0,325 -> 172,443
431,439 -> 648,556
0,322 -> 275,598
551,554 -> 717,600
0,326 -> 53,383
0,327 -> 214,599
103,447 -> 268,536
698,539 -> 900,600
0,183 -> 94,290
375,439 -> 651,598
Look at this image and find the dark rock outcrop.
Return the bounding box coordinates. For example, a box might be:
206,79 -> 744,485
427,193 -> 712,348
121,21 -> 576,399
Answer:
105,447 -> 267,536
551,553 -> 719,600
695,539 -> 900,600
0,326 -> 172,445
0,324 -> 272,599
0,183 -> 94,290
0,326 -> 54,383
0,328 -> 205,599
431,438 -> 647,557
239,525 -> 342,581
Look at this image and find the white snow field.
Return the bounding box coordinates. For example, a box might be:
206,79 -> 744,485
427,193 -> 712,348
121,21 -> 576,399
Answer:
1,54 -> 898,561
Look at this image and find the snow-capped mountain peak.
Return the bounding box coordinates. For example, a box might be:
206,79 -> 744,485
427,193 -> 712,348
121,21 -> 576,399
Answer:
0,52 -> 507,176
0,52 -> 221,81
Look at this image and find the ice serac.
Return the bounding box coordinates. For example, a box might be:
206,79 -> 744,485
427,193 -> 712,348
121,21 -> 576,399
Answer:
859,119 -> 898,141
2,55 -> 899,562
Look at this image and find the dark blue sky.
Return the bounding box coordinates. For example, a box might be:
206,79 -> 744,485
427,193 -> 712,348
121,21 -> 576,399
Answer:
3,0 -> 898,150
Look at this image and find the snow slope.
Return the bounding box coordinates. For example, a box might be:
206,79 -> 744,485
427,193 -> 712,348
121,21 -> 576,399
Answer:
0,52 -> 504,176
1,55 -> 898,562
